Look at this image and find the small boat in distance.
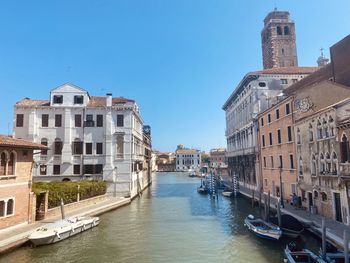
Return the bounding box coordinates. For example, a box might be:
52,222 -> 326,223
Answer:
29,216 -> 100,246
244,214 -> 282,240
269,214 -> 304,238
284,244 -> 327,263
222,191 -> 232,197
188,169 -> 196,177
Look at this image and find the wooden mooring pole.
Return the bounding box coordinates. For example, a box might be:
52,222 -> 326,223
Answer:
267,191 -> 271,220
277,200 -> 281,227
252,190 -> 255,208
321,217 -> 326,260
259,189 -> 262,218
60,198 -> 65,220
344,230 -> 349,263
264,194 -> 268,221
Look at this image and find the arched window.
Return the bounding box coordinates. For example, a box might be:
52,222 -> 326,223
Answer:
317,120 -> 323,139
0,152 -> 7,175
324,127 -> 329,138
309,124 -> 314,142
297,128 -> 301,144
314,191 -> 319,199
41,138 -> 48,155
298,157 -> 303,175
277,26 -> 282,35
341,134 -> 350,163
311,154 -> 316,176
284,26 -> 290,35
7,199 -> 14,215
332,152 -> 338,175
326,152 -> 331,173
320,153 -> 325,173
321,192 -> 327,202
7,152 -> 16,175
54,138 -> 63,155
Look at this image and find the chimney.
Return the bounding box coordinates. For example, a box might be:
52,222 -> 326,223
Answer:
106,93 -> 112,107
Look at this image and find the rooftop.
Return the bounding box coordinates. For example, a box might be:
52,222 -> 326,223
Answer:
0,135 -> 48,149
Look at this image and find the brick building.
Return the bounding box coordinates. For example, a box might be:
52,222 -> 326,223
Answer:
261,9 -> 298,69
258,96 -> 297,203
0,135 -> 46,230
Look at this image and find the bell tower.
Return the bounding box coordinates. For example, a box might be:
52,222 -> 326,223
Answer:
261,9 -> 298,69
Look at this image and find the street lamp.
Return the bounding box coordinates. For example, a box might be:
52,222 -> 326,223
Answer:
279,166 -> 284,208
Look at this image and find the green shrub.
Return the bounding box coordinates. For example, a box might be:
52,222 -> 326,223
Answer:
33,180 -> 107,208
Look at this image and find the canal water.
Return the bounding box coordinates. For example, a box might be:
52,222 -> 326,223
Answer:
1,172 -> 321,263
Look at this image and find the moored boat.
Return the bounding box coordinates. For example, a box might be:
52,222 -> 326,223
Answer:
244,214 -> 282,240
284,245 -> 327,263
29,216 -> 100,246
326,252 -> 350,263
222,191 -> 232,197
269,214 -> 304,238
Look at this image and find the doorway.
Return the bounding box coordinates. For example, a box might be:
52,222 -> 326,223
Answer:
334,192 -> 342,222
308,192 -> 313,211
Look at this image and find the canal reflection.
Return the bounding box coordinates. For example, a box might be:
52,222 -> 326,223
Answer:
0,172 -> 320,263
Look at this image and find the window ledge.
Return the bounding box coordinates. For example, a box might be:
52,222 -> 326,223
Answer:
0,175 -> 16,180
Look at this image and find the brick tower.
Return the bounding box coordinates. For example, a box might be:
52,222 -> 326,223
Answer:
261,9 -> 298,69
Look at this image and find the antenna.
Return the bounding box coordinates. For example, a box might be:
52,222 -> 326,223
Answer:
7,122 -> 10,136
320,47 -> 324,57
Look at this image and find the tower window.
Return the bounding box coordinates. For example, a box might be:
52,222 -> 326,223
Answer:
284,26 -> 290,35
277,26 -> 282,35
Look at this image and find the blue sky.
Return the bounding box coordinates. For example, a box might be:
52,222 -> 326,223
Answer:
0,0 -> 349,152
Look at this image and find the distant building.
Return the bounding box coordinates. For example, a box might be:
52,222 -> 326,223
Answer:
0,135 -> 46,230
156,152 -> 175,172
209,148 -> 227,169
13,83 -> 151,198
175,146 -> 201,171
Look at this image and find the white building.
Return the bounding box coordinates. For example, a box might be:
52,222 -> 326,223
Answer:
223,67 -> 318,190
175,147 -> 201,171
13,83 -> 151,198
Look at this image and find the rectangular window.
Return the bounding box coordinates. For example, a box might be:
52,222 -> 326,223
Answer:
53,165 -> 60,175
269,132 -> 273,146
276,109 -> 280,119
73,165 -> 80,175
73,141 -> 83,155
117,115 -> 124,127
40,165 -> 47,175
264,179 -> 268,186
55,114 -> 62,127
6,199 -> 14,216
74,95 -> 84,104
262,135 -> 265,147
85,143 -> 92,154
286,103 -> 290,115
96,143 -> 103,154
277,129 -> 281,144
95,164 -> 103,174
96,115 -> 103,127
292,79 -> 298,83
117,134 -> 124,158
290,154 -> 294,169
287,126 -> 292,142
16,114 -> 24,127
83,165 -> 94,174
263,156 -> 266,167
270,156 -> 274,168
281,79 -> 288,85
41,140 -> 48,155
53,95 -> 63,104
54,141 -> 63,155
268,114 -> 271,123
75,115 -> 82,127
0,201 -> 4,217
279,155 -> 283,168
42,114 -> 49,127
85,114 -> 94,127
261,118 -> 264,127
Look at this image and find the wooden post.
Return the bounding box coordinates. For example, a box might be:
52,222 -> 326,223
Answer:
252,190 -> 255,208
277,200 -> 281,227
77,184 -> 80,202
259,189 -> 262,218
344,230 -> 349,263
321,217 -> 326,260
264,194 -> 268,221
60,198 -> 65,220
267,191 -> 271,220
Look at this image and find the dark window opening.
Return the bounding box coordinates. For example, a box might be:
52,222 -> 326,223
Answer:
96,143 -> 103,154
42,114 -> 49,127
74,95 -> 84,104
85,143 -> 92,154
96,115 -> 103,127
75,115 -> 82,127
55,114 -> 62,127
73,165 -> 80,175
53,95 -> 63,104
53,165 -> 60,175
16,114 -> 24,127
117,115 -> 124,127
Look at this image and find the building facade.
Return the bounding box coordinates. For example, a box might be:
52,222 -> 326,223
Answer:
13,83 -> 151,198
261,10 -> 298,69
0,136 -> 46,230
209,148 -> 227,169
258,96 -> 297,202
175,146 -> 201,172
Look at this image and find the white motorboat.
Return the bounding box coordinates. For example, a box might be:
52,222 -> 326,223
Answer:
244,214 -> 282,240
222,191 -> 232,197
29,216 -> 100,246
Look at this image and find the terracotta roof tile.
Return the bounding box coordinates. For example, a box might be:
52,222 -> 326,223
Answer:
16,98 -> 50,107
251,66 -> 319,75
0,135 -> 48,149
87,96 -> 135,107
176,149 -> 199,154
